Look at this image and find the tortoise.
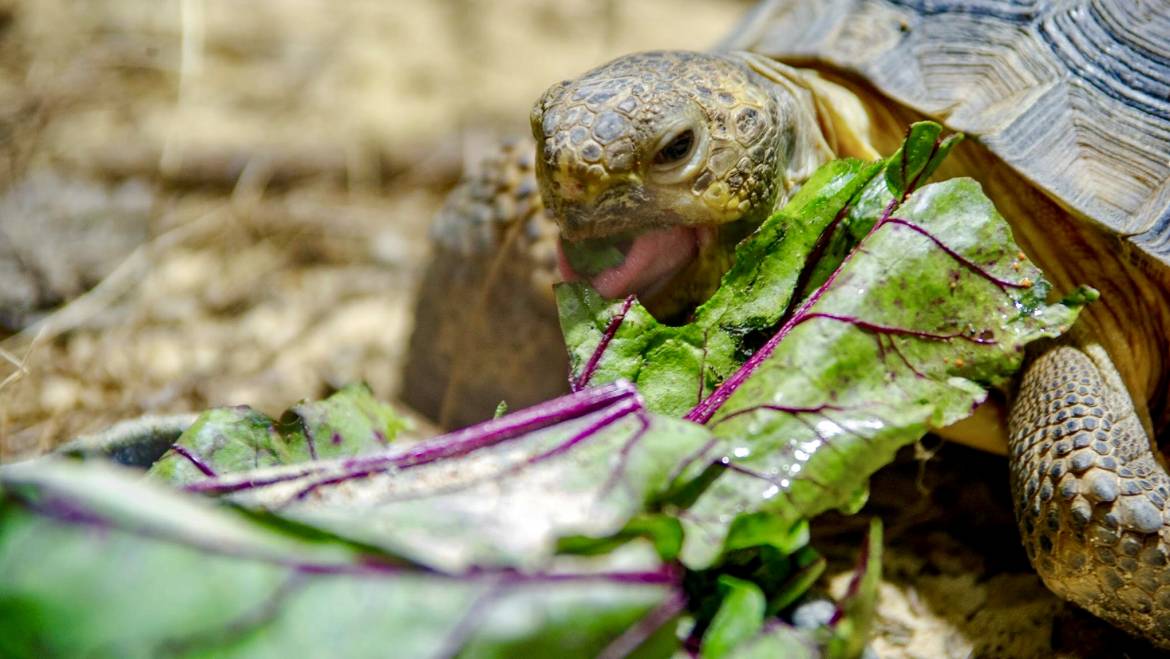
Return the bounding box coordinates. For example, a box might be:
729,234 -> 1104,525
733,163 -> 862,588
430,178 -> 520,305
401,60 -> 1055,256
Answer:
403,0 -> 1170,646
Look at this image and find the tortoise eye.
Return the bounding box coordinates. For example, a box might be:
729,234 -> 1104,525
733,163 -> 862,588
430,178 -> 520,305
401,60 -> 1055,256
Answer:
653,129 -> 695,166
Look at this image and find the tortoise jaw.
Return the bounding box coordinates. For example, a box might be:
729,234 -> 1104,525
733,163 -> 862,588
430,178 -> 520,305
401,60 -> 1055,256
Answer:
554,183 -> 655,242
553,182 -> 702,302
557,225 -> 712,310
556,224 -> 720,316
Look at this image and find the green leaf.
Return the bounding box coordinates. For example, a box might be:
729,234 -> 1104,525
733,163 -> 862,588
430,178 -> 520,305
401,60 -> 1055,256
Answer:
278,382 -> 409,461
0,459 -> 680,658
178,383 -> 716,572
557,514 -> 685,562
722,514 -> 809,555
700,576 -> 767,659
677,174 -> 1080,565
884,123 -> 960,200
558,158 -> 882,416
682,521 -> 822,652
827,519 -> 883,659
556,122 -> 1086,567
716,623 -> 820,659
767,546 -> 826,614
695,525 -> 875,659
148,383 -> 409,486
147,406 -> 285,484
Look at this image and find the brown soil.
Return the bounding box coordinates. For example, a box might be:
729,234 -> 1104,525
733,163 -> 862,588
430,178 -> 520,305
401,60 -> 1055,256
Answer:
0,2 -> 1158,656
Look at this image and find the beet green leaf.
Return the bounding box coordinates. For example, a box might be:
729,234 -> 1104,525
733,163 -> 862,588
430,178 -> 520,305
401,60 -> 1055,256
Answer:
148,383 -> 409,486
0,459 -> 682,658
557,122 -> 1089,566
189,382 -> 715,573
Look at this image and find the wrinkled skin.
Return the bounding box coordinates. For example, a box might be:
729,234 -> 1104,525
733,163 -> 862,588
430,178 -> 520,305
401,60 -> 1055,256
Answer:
406,49 -> 1170,647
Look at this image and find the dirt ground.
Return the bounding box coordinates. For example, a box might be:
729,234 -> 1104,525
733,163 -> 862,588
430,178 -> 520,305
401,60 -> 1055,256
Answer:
0,0 -> 753,453
0,1 -> 1159,656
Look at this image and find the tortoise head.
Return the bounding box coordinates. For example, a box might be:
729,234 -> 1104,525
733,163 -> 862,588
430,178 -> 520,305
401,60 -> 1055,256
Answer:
530,50 -> 814,317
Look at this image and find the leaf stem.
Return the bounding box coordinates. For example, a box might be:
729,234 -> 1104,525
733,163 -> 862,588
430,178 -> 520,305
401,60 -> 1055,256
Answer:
798,313 -> 995,344
597,590 -> 688,659
169,444 -> 218,477
526,397 -> 642,464
710,403 -> 845,427
573,295 -> 636,392
885,218 -> 1030,290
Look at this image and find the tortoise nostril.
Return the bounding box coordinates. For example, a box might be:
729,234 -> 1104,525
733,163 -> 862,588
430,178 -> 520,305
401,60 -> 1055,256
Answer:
653,129 -> 696,166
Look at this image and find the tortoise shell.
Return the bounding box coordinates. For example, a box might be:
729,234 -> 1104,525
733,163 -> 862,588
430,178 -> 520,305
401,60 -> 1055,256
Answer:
719,0 -> 1170,265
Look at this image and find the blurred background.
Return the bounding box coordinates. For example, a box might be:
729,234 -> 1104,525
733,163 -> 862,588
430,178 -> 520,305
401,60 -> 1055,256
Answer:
0,0 -> 751,459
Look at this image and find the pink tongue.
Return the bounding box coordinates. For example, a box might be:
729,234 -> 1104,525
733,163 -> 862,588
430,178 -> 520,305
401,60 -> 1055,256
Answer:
558,226 -> 698,299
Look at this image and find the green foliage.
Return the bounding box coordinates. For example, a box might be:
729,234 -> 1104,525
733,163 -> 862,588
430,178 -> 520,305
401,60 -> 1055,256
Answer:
149,383 -> 409,485
0,461 -> 673,658
701,576 -> 767,658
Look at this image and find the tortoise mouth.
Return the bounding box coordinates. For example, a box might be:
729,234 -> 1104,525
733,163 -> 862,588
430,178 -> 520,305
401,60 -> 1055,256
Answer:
557,226 -> 704,302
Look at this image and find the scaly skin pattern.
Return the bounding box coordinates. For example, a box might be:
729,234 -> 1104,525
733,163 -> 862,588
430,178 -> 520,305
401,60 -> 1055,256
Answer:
403,139 -> 568,429
1010,342 -> 1170,647
531,51 -> 787,241
528,50 -> 835,319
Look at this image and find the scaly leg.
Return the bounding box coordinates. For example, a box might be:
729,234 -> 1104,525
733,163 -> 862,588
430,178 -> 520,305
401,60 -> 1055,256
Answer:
1010,339 -> 1170,648
402,137 -> 569,428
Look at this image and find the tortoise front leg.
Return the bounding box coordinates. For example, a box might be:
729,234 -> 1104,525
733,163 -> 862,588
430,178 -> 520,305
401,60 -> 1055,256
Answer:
403,137 -> 569,429
1010,340 -> 1170,648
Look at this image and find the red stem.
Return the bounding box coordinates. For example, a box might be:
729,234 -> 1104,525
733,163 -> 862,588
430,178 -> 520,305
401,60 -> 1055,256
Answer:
885,218 -> 1029,290
169,444 -> 218,477
573,295 -> 636,392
